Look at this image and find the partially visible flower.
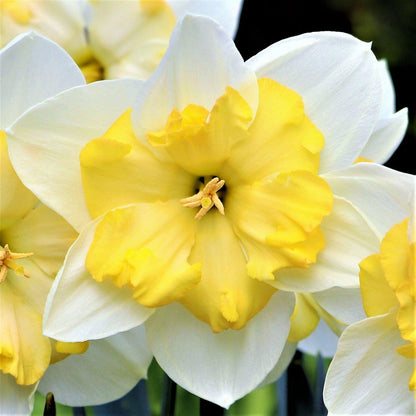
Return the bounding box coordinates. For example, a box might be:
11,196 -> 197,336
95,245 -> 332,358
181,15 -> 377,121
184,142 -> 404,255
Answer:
0,0 -> 244,81
324,181 -> 415,415
0,33 -> 152,415
7,16 -> 410,406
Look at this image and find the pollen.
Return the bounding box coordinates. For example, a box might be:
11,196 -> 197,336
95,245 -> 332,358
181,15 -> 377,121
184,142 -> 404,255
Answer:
0,244 -> 33,284
181,177 -> 225,220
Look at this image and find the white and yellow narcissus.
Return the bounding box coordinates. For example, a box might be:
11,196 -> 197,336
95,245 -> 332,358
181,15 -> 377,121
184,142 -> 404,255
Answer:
324,183 -> 416,416
6,16 -> 410,407
0,0 -> 243,81
0,33 -> 152,415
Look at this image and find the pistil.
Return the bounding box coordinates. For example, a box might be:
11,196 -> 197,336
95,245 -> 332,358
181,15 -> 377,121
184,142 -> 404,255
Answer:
0,244 -> 33,283
181,177 -> 225,220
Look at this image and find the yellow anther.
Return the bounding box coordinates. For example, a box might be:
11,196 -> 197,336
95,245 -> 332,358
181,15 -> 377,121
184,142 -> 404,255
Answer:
181,177 -> 225,220
0,244 -> 33,283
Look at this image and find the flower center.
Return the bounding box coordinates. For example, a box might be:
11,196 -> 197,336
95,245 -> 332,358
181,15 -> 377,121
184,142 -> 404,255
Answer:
0,244 -> 33,284
181,177 -> 225,220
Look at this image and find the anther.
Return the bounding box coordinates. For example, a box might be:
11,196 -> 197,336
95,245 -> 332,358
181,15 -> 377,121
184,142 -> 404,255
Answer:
181,177 -> 225,220
0,244 -> 33,283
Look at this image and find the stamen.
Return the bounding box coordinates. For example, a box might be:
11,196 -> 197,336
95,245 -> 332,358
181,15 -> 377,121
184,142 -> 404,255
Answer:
0,244 -> 33,283
181,177 -> 225,220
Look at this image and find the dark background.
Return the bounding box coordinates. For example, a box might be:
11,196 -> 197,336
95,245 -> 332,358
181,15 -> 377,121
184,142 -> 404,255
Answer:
234,0 -> 415,174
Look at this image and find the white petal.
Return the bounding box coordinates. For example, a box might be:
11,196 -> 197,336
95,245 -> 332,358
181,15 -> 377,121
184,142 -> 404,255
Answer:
43,217 -> 153,342
0,1 -> 91,65
167,0 -> 244,38
324,312 -> 415,415
7,79 -> 143,232
247,31 -> 381,173
324,163 -> 414,239
360,108 -> 408,164
311,287 -> 366,325
146,290 -> 295,408
257,341 -> 297,388
0,373 -> 36,416
132,14 -> 258,139
377,59 -> 395,118
298,319 -> 339,358
0,32 -> 85,129
271,197 -> 380,292
38,326 -> 152,406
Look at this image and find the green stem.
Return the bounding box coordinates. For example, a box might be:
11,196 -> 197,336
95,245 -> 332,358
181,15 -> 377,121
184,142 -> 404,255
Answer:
161,373 -> 177,416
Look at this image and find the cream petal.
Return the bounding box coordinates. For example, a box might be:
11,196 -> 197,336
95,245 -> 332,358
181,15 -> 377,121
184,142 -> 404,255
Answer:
0,32 -> 85,129
256,341 -> 297,388
146,290 -> 295,408
324,312 -> 415,415
270,197 -> 380,292
0,1 -> 91,65
167,0 -> 244,38
38,326 -> 152,406
377,60 -> 395,118
0,373 -> 37,416
43,218 -> 153,342
132,14 -> 258,142
311,287 -> 366,325
324,163 -> 414,239
246,31 -> 382,173
298,319 -> 339,358
359,108 -> 408,164
88,0 -> 175,80
0,131 -> 37,230
2,203 -> 77,277
7,79 -> 143,232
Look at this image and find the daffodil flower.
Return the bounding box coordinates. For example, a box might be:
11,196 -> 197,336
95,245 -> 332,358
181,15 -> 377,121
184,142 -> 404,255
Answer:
0,33 -> 152,414
324,183 -> 415,415
0,0 -> 243,81
7,16 -> 410,406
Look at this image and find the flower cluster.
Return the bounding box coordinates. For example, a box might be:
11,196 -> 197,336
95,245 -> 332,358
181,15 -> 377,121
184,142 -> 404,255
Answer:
0,1 -> 414,415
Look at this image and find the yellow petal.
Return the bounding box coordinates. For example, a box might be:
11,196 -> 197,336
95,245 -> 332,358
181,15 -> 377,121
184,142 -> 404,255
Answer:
86,200 -> 201,307
228,172 -> 332,246
380,218 -> 411,291
244,227 -> 326,282
395,279 -> 416,343
221,78 -> 324,185
0,282 -> 51,385
80,109 -> 194,218
0,0 -> 32,24
359,253 -> 398,317
146,86 -> 252,176
180,212 -> 276,333
55,340 -> 89,355
396,342 -> 416,359
287,293 -> 320,343
0,130 -> 37,230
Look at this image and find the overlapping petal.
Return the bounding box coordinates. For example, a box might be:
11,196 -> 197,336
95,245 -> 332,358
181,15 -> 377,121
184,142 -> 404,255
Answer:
324,163 -> 414,239
270,197 -> 380,291
180,212 -> 276,332
38,326 -> 152,406
43,218 -> 153,343
0,0 -> 90,65
86,201 -> 200,308
7,79 -> 143,231
132,15 -> 258,140
0,373 -> 36,416
324,312 -> 415,415
146,290 -> 295,408
0,32 -> 85,129
247,31 -> 382,173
